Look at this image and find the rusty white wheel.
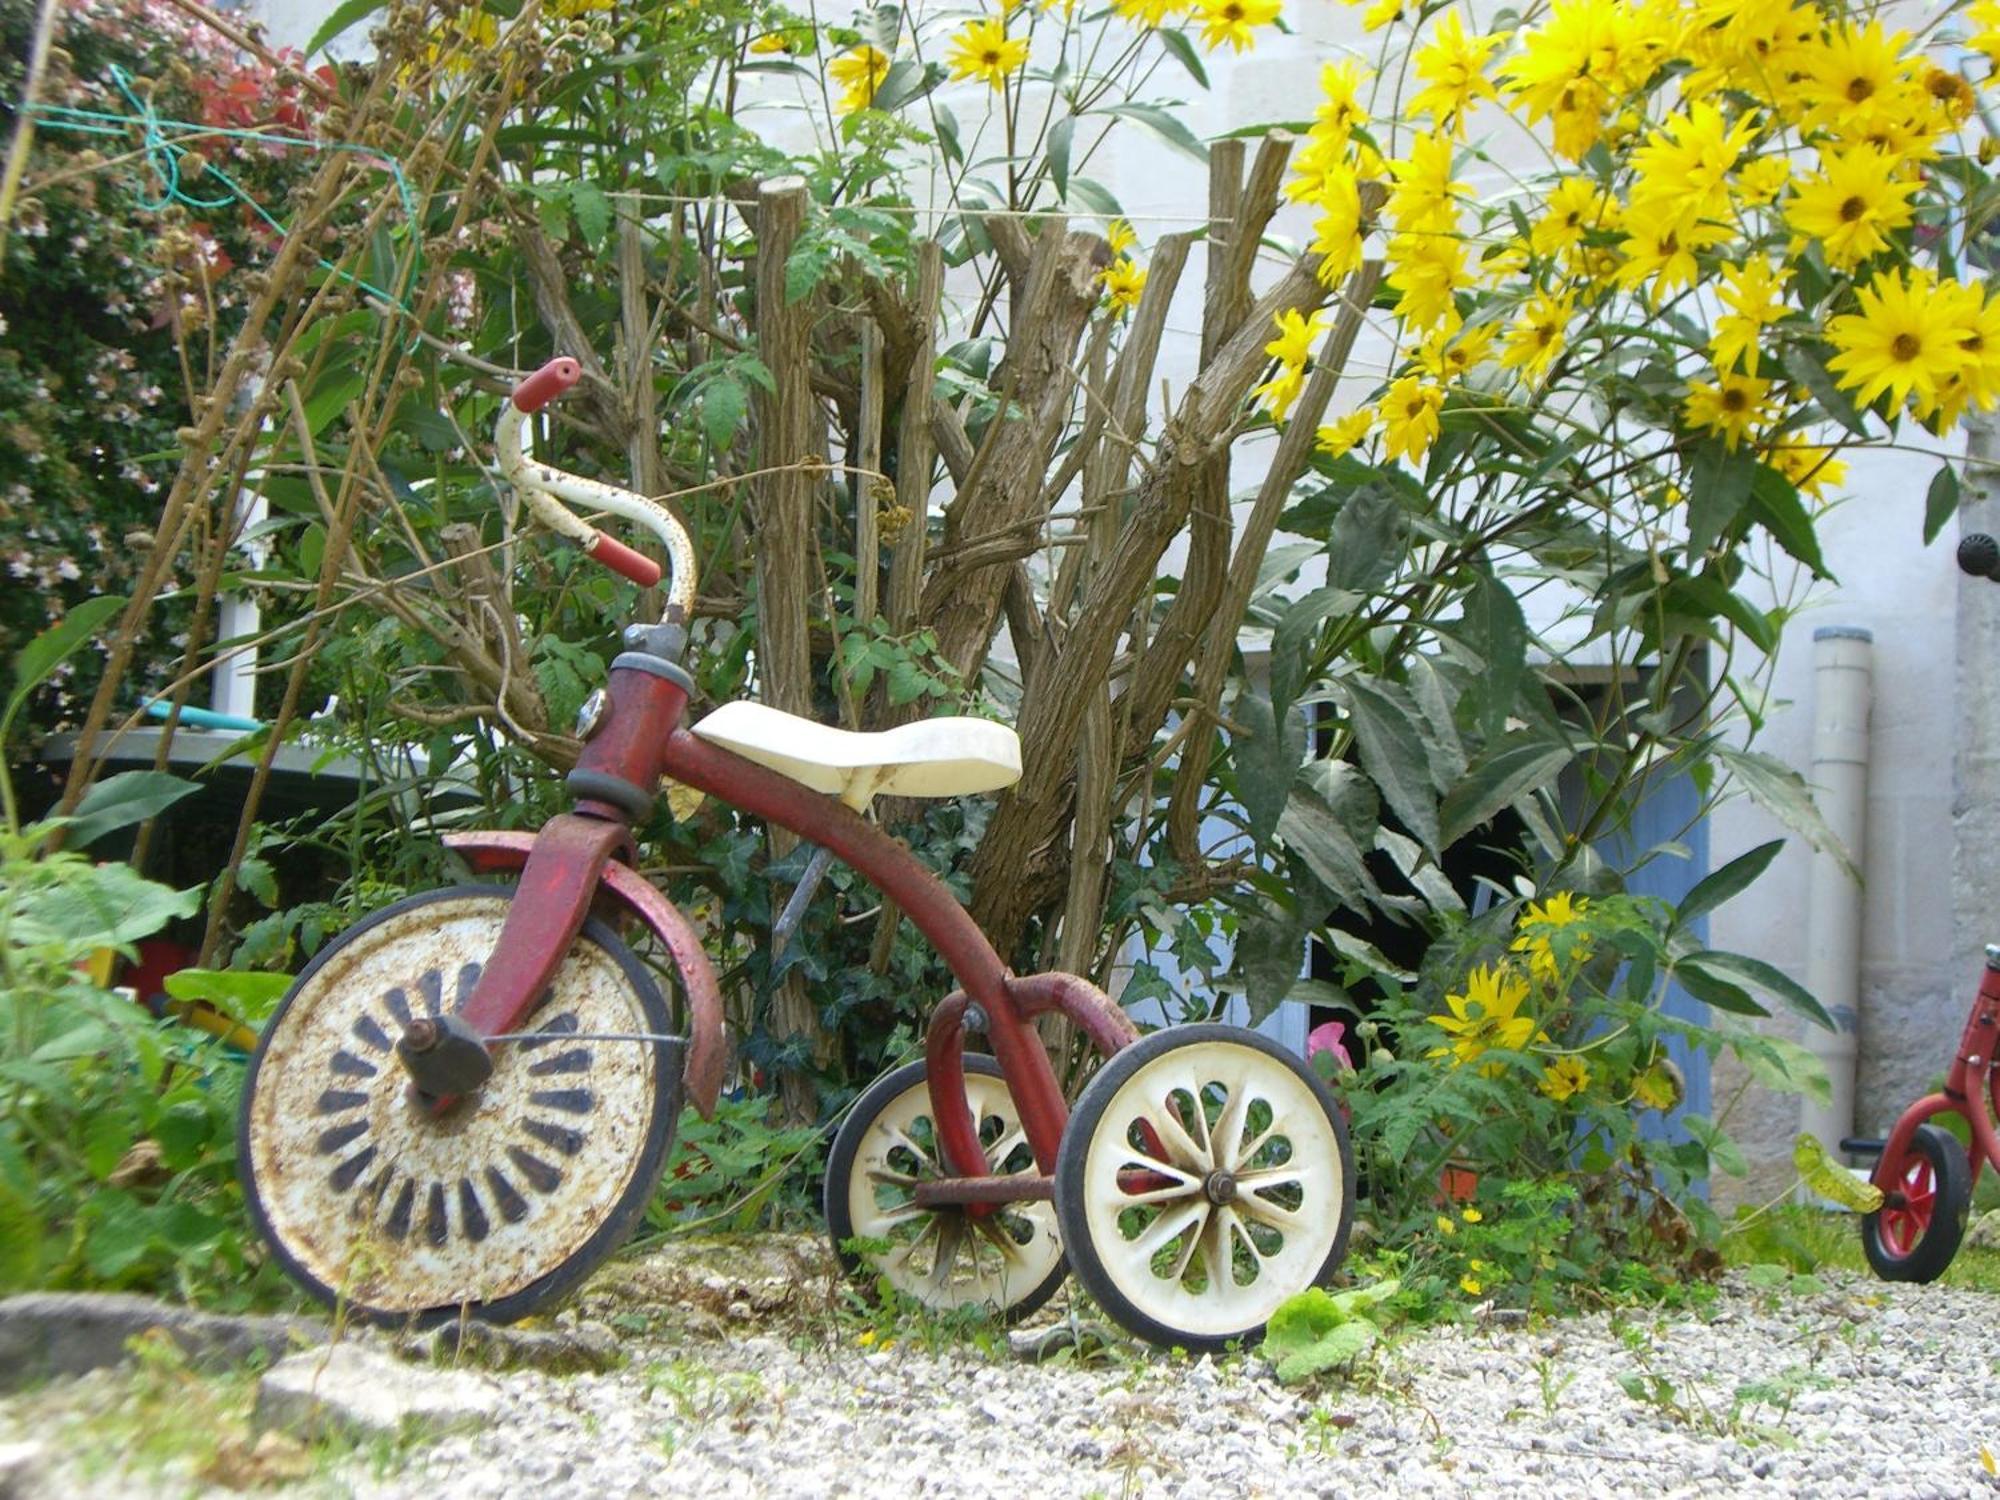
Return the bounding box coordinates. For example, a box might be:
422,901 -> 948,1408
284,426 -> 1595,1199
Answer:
1054,1024 -> 1354,1352
825,1056 -> 1066,1319
239,886 -> 680,1323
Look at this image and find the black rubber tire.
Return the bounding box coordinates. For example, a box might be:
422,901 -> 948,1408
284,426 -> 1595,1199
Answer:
825,1054 -> 1068,1322
1861,1122 -> 1972,1283
1054,1023 -> 1355,1354
238,884 -> 681,1326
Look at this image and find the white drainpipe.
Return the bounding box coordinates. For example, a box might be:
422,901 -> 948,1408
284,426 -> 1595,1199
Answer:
1800,626 -> 1872,1157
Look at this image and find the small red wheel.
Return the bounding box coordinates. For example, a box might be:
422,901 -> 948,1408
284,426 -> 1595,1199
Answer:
1860,1123 -> 1971,1283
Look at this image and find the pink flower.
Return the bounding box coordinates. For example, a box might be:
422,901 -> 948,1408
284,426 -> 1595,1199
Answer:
1307,1020 -> 1353,1071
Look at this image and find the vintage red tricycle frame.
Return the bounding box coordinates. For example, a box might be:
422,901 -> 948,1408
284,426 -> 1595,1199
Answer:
426,357 -> 1138,1221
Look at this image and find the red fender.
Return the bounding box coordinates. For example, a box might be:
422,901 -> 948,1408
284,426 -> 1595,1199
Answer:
444,831 -> 727,1119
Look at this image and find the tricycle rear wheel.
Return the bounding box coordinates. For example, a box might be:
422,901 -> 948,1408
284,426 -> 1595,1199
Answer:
1861,1122 -> 1971,1283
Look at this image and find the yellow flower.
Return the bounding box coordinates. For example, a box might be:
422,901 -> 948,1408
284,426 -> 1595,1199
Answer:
1682,370 -> 1776,450
1733,155 -> 1791,206
1530,176 -> 1611,262
1386,132 -> 1468,235
829,44 -> 891,113
1310,167 -> 1368,286
1614,198 -> 1729,306
1104,218 -> 1137,257
1407,11 -> 1508,134
1765,435 -> 1846,502
1314,59 -> 1371,148
1385,231 -> 1468,335
1786,147 -> 1920,272
1797,21 -> 1923,145
1317,407 -> 1374,457
1379,375 -> 1445,465
1460,1274 -> 1484,1296
1361,0 -> 1407,31
1461,1206 -> 1483,1223
1499,289 -> 1573,382
1435,1214 -> 1457,1236
1710,258 -> 1790,376
1632,1062 -> 1682,1112
946,18 -> 1030,89
1254,368 -> 1305,422
749,26 -> 811,54
1427,962 -> 1540,1071
1114,0 -> 1186,27
1539,1055 -> 1590,1102
1100,256 -> 1148,318
1511,891 -> 1592,980
1193,0 -> 1280,53
1265,307 -> 1330,371
1826,268 -> 1976,413
1968,0 -> 2000,70
1416,323 -> 1496,383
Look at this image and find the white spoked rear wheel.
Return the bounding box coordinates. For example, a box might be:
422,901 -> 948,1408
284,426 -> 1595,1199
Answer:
1054,1024 -> 1354,1352
825,1056 -> 1067,1320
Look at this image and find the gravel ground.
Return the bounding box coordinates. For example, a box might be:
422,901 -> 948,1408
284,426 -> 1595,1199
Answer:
5,1247 -> 1999,1499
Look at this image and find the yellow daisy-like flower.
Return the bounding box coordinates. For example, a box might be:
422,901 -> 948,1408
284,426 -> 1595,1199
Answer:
1511,890 -> 1592,981
1733,155 -> 1791,206
1529,175 -> 1611,262
1104,218 -> 1137,257
1460,1273 -> 1484,1296
1797,20 -> 1922,144
1113,0 -> 1186,28
1406,10 -> 1509,134
1361,0 -> 1407,31
1710,258 -> 1790,376
1317,407 -> 1374,457
1100,256 -> 1148,318
1194,0 -> 1280,54
1786,147 -> 1920,272
1539,1055 -> 1590,1102
1499,289 -> 1573,382
1416,323 -> 1496,383
1310,167 -> 1368,287
1379,374 -> 1445,465
1826,268 -> 1976,413
1966,0 -> 2000,70
1682,370 -> 1776,450
946,18 -> 1030,89
1461,1206 -> 1483,1223
1427,962 -> 1540,1072
1435,1214 -> 1458,1236
1265,307 -> 1330,371
1385,231 -> 1469,336
1765,435 -> 1846,502
829,44 -> 891,113
1314,58 -> 1371,147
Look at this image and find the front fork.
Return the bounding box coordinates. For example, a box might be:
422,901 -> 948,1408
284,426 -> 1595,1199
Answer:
1873,955 -> 2000,1203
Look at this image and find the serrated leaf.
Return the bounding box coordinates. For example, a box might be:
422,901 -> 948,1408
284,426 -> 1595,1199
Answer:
1234,896 -> 1308,1024
1924,464 -> 1961,545
569,182 -> 612,248
1793,1132 -> 1882,1212
64,772 -> 200,851
1714,745 -> 1855,877
1233,689 -> 1305,844
1747,463 -> 1829,577
1676,839 -> 1783,929
1684,440 -> 1757,559
1340,677 -> 1440,856
1440,735 -> 1569,847
163,968 -> 294,1024
1458,569 -> 1526,740
1278,761 -> 1380,915
1048,115 -> 1074,198
1326,486 -> 1403,594
702,375 -> 747,450
1103,103 -> 1209,163
15,862 -> 199,951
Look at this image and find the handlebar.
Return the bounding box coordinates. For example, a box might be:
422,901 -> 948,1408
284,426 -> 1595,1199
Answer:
494,357 -> 699,621
1960,532 -> 2000,583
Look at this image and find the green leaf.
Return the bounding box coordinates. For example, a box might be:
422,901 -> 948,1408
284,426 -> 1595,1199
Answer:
163,968 -> 293,1024
1746,464 -> 1829,577
1339,677 -> 1440,856
16,863 -> 200,951
1676,839 -> 1783,930
1278,761 -> 1380,915
1271,587 -> 1347,714
1793,1132 -> 1882,1211
1439,735 -> 1569,848
0,1178 -> 42,1289
702,376 -> 747,450
1234,895 -> 1308,1025
1713,744 -> 1854,876
153,1100 -> 212,1170
306,0 -> 387,55
1048,115 -> 1074,199
1233,690 -> 1305,844
1326,485 -> 1402,594
83,1194 -> 154,1281
569,182 -> 612,248
1924,464 -> 1961,545
1102,103 -> 1209,163
84,1110 -> 136,1181
1681,949 -> 1832,1029
1458,569 -> 1526,739
1157,28 -> 1209,88
1066,177 -> 1125,218
65,772 -> 200,851
1683,441 -> 1757,559
1673,955 -> 1770,1017
1782,343 -> 1870,438
6,595 -> 126,735
1681,1114 -> 1748,1178
1722,1027 -> 1832,1105
871,58 -> 946,113
1263,1282 -> 1397,1384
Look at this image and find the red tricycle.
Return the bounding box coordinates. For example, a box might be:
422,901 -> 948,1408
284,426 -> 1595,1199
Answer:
236,356 -> 1355,1351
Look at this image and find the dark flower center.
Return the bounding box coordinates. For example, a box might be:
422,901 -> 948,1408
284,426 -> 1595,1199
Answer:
1892,332 -> 1922,361
1839,195 -> 1866,222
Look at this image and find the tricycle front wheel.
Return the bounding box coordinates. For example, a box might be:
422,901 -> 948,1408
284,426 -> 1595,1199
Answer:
1861,1122 -> 1971,1283
1054,1024 -> 1354,1353
239,885 -> 682,1323
825,1055 -> 1067,1320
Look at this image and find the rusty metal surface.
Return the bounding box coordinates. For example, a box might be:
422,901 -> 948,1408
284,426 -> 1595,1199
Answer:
922,993 -> 987,1182
444,831 -> 726,1121
911,1174 -> 1054,1207
244,891 -> 666,1313
453,814 -> 628,1043
1011,972 -> 1141,1058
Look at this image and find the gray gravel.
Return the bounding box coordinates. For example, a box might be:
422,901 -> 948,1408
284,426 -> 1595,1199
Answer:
5,1252 -> 1998,1499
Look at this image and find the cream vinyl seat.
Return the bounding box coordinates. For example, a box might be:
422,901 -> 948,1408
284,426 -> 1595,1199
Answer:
690,701 -> 1022,809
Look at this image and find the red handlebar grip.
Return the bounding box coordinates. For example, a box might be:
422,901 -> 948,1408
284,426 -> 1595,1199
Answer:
587,532 -> 663,587
511,357 -> 583,413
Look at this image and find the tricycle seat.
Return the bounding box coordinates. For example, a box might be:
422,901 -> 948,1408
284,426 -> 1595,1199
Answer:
689,701 -> 1021,807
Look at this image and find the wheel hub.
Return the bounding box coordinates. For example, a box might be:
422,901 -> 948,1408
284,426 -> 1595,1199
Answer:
1204,1170 -> 1238,1205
